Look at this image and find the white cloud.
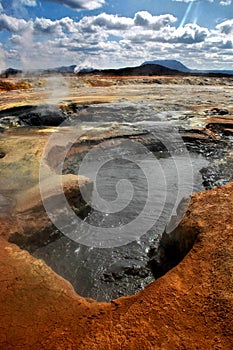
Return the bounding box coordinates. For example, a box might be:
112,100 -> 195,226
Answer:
20,0 -> 37,6
33,17 -> 63,35
77,11 -> 177,35
1,12 -> 233,70
40,0 -> 106,10
220,0 -> 232,4
0,14 -> 29,32
0,0 -> 105,14
125,23 -> 209,45
172,23 -> 209,43
59,17 -> 79,32
91,13 -> 133,30
216,19 -> 233,34
134,12 -> 177,29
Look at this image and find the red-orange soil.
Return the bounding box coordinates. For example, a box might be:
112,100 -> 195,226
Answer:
0,181 -> 232,349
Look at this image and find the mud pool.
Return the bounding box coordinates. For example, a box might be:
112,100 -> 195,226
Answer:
19,102 -> 232,301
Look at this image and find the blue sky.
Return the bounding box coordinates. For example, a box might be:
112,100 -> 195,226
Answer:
0,0 -> 232,70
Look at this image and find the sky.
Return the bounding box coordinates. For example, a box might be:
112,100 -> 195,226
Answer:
0,0 -> 232,70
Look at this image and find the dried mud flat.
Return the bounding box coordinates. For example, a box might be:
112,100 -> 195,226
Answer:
0,74 -> 233,109
0,74 -> 233,349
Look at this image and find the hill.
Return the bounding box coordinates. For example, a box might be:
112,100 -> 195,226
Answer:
141,60 -> 190,72
80,64 -> 182,76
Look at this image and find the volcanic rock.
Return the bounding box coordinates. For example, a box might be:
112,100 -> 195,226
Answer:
0,105 -> 66,128
205,115 -> 233,135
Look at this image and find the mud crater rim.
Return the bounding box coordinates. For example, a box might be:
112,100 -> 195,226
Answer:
2,101 -> 233,301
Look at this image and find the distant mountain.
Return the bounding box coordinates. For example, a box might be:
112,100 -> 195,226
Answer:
79,63 -> 182,76
141,60 -> 233,75
141,60 -> 190,72
0,67 -> 23,77
193,69 -> 233,75
1,62 -> 232,78
46,65 -> 77,73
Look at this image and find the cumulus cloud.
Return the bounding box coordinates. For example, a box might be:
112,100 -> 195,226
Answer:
0,16 -> 78,36
134,12 -> 177,30
91,13 -> 133,30
0,14 -> 29,32
33,17 -> 63,35
59,17 -> 79,32
78,11 -> 177,34
204,37 -> 233,49
125,22 -> 209,45
172,23 -> 209,43
216,19 -> 233,34
1,11 -> 232,70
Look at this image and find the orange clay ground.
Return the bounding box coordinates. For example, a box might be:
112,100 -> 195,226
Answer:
0,181 -> 232,349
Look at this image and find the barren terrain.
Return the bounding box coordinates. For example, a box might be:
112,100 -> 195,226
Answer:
0,74 -> 233,349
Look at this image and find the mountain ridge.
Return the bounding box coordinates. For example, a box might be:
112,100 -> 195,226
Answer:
141,59 -> 233,75
1,60 -> 233,77
141,59 -> 190,72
